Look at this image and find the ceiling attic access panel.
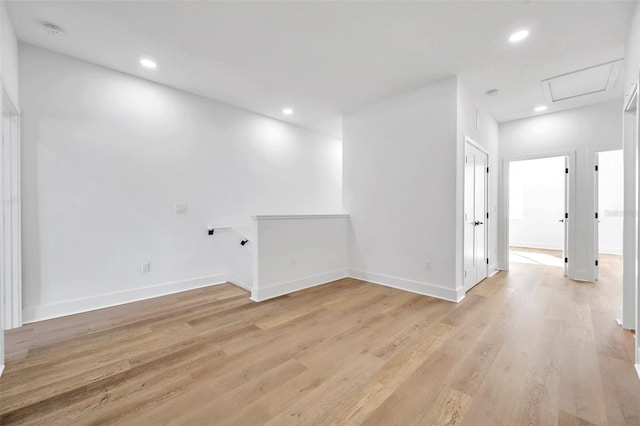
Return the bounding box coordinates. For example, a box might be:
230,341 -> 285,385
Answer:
541,59 -> 623,103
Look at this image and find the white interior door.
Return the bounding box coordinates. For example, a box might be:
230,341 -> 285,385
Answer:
563,156 -> 569,277
464,140 -> 488,291
474,150 -> 488,283
594,153 -> 599,280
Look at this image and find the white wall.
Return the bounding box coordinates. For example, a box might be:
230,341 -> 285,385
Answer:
343,77 -> 462,301
509,157 -> 565,250
253,214 -> 348,301
623,2 -> 640,102
500,101 -> 623,281
598,150 -> 624,255
20,44 -> 342,322
1,1 -> 17,106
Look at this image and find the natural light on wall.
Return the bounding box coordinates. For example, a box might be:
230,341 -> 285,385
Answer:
95,79 -> 177,129
251,119 -> 293,161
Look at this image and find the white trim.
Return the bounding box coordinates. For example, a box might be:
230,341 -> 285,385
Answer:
622,79 -> 639,331
22,274 -> 228,323
0,364 -> 4,378
498,158 -> 510,271
228,278 -> 251,292
251,268 -> 348,302
465,134 -> 489,155
253,214 -> 349,220
488,264 -> 500,277
503,150 -> 578,164
625,84 -> 638,112
542,59 -> 624,104
594,150 -> 600,281
1,89 -> 21,330
635,364 -> 640,382
2,86 -> 19,115
348,268 -> 463,302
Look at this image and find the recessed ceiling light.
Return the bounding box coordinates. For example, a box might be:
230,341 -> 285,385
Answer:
486,89 -> 499,96
534,105 -> 547,112
282,108 -> 293,115
139,58 -> 157,69
509,30 -> 529,43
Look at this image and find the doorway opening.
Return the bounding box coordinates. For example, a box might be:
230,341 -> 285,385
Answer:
594,149 -> 623,286
508,156 -> 568,273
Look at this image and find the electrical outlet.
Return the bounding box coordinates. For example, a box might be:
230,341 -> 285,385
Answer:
290,258 -> 296,267
141,262 -> 151,273
425,260 -> 432,271
175,203 -> 188,214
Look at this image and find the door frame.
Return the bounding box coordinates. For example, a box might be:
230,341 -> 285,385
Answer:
498,150 -> 576,277
623,79 -> 640,377
2,87 -> 22,330
622,82 -> 638,332
463,135 -> 489,292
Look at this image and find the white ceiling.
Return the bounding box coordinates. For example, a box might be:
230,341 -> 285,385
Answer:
7,1 -> 636,138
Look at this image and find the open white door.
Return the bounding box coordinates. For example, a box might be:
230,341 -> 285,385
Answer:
464,138 -> 488,292
563,156 -> 569,277
594,153 -> 599,280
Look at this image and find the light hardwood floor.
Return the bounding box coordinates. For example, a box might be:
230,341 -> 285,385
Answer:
1,254 -> 638,425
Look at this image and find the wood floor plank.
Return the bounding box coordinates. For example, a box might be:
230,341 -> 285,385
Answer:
458,344 -> 532,426
557,337 -> 609,425
598,353 -> 640,425
362,350 -> 460,425
1,254 -> 638,425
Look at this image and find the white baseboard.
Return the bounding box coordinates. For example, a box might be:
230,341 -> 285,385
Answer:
489,263 -> 500,277
348,268 -> 461,302
251,268 -> 348,302
228,277 -> 252,292
0,364 -> 4,378
635,364 -> 640,382
22,274 -> 228,323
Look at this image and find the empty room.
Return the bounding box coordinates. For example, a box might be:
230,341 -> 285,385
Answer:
1,0 -> 640,424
